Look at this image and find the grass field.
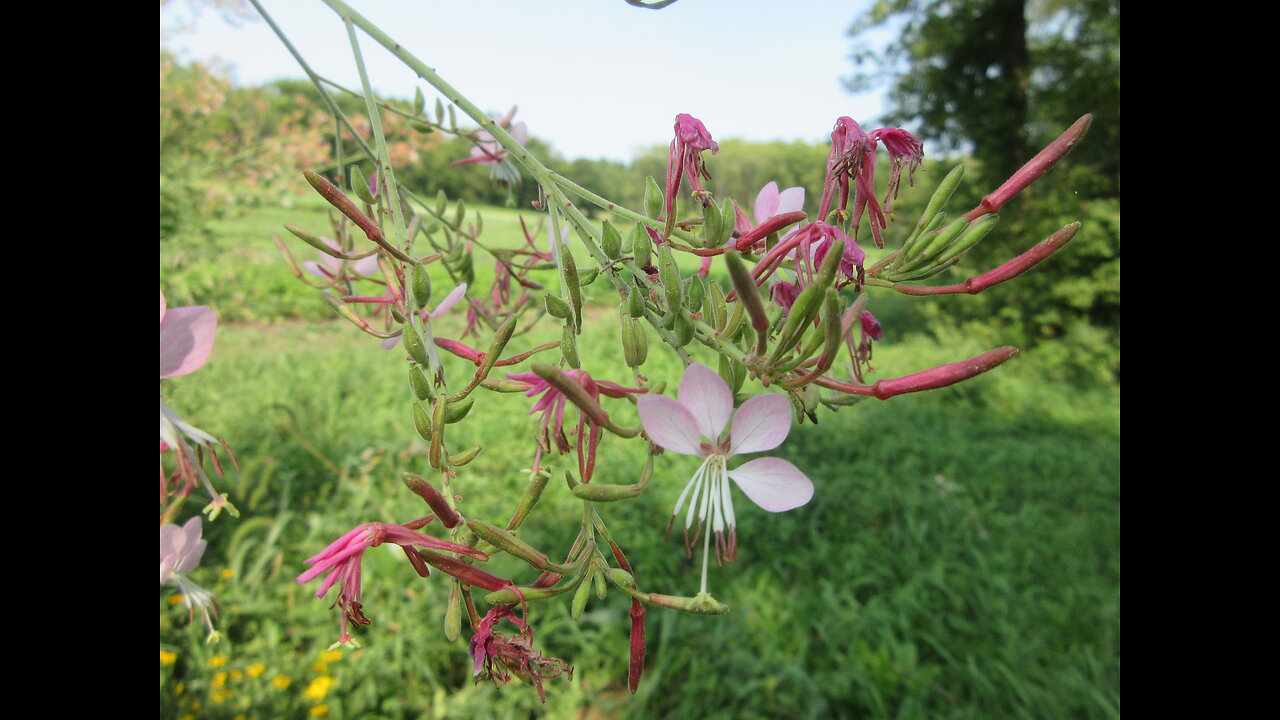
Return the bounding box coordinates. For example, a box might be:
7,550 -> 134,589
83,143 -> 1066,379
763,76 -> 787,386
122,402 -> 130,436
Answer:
160,199 -> 1119,719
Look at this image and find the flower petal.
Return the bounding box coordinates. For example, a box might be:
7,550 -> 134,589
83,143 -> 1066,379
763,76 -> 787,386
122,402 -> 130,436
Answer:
431,283 -> 468,317
776,186 -> 805,215
727,457 -> 813,512
728,393 -> 792,456
637,394 -> 703,456
160,306 -> 218,379
754,182 -> 780,225
677,363 -> 733,440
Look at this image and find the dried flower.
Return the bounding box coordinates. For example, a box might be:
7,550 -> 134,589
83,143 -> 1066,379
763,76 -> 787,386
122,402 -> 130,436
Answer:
663,113 -> 719,238
469,604 -> 572,702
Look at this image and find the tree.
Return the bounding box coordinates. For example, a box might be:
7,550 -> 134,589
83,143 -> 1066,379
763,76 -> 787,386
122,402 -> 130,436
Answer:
846,0 -> 1119,196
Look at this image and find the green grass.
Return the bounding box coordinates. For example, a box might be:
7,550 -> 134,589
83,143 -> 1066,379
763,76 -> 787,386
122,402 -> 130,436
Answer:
161,196 -> 1118,719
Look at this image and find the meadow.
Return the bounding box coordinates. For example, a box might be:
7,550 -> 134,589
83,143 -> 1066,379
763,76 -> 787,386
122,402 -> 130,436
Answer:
160,193 -> 1120,719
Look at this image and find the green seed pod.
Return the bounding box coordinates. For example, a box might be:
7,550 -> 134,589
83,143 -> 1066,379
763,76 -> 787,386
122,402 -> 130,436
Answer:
413,402 -> 432,441
403,325 -> 431,367
715,199 -> 737,247
903,217 -> 967,269
658,244 -> 682,312
628,288 -> 645,319
608,568 -> 636,589
672,313 -> 694,347
718,354 -> 746,394
453,198 -> 466,227
445,396 -> 475,424
705,279 -> 727,332
684,275 -> 706,312
905,163 -> 964,249
434,189 -> 448,217
702,198 -> 722,248
572,571 -> 592,620
662,308 -> 678,330
413,87 -> 425,116
467,519 -> 550,570
629,223 -> 652,268
643,176 -> 663,218
391,306 -> 407,324
434,97 -> 445,125
545,293 -> 572,320
934,214 -> 1000,265
412,263 -> 432,309
578,267 -> 599,287
572,481 -> 643,501
775,285 -> 822,358
561,245 -> 583,328
816,236 -> 845,290
602,220 -> 622,260
561,326 -> 581,369
351,166 -> 375,204
593,564 -> 607,599
444,581 -> 461,642
411,120 -> 433,134
283,224 -> 335,254
448,444 -> 484,466
623,318 -> 648,368
409,364 -> 433,402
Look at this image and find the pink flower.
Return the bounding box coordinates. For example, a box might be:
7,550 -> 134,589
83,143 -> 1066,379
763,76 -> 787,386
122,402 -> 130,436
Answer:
662,113 -> 719,238
160,289 -> 216,379
452,107 -> 528,167
637,364 -> 812,591
297,520 -> 489,644
160,516 -> 217,637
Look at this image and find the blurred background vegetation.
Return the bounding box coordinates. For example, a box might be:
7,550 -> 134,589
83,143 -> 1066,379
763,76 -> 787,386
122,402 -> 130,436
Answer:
160,1 -> 1118,717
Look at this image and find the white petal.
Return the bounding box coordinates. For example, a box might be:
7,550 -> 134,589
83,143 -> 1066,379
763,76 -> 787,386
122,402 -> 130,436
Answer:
729,393 -> 792,456
678,363 -> 734,440
637,394 -> 703,456
776,187 -> 805,215
728,457 -> 813,512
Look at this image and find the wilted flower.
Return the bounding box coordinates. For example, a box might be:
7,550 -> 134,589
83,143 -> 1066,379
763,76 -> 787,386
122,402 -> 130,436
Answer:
506,368 -> 644,481
297,520 -> 489,644
469,604 -> 571,703
638,364 -> 813,593
845,308 -> 884,384
818,116 -> 924,248
663,113 -> 719,238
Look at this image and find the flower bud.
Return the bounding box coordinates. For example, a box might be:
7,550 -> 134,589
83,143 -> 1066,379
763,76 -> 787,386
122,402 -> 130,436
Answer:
413,87 -> 425,115
572,481 -> 643,501
705,279 -> 727,332
453,198 -> 466,227
702,197 -> 722,248
593,564 -> 608,599
684,275 -> 706,312
401,472 -> 461,527
391,306 -> 407,324
904,163 -> 964,249
444,395 -> 475,424
509,468 -> 551,531
448,444 -> 484,466
284,223 -> 339,255
571,572 -> 592,620
718,354 -> 746,394
643,176 -> 663,219
609,568 -> 636,589
412,263 -> 432,309
410,120 -> 433,133
351,166 -> 376,204
413,402 -> 433,441
900,217 -> 967,271
602,220 -> 622,260
561,245 -> 583,329
434,189 -> 448,217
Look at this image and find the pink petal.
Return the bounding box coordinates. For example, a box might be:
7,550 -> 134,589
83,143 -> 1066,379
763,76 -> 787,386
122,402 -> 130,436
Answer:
431,284 -> 468,317
776,187 -> 805,215
160,289 -> 167,324
728,394 -> 792,456
677,363 -> 733,440
379,336 -> 401,350
637,394 -> 704,456
511,122 -> 529,145
160,306 -> 218,379
754,182 -> 781,225
727,457 -> 813,512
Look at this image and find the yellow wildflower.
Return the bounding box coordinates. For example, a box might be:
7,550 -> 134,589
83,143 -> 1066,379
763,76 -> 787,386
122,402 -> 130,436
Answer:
160,650 -> 177,666
211,690 -> 228,704
304,676 -> 335,700
221,568 -> 235,579
321,649 -> 343,663
207,654 -> 229,668
168,594 -> 184,606
230,670 -> 243,682
272,675 -> 292,690
246,664 -> 265,678
309,705 -> 330,717
212,672 -> 228,689
175,683 -> 185,695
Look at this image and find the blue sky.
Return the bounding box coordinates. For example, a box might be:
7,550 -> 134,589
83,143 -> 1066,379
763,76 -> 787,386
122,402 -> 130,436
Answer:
161,0 -> 895,162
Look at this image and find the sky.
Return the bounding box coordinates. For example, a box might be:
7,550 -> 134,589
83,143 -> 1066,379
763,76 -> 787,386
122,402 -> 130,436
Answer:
161,0 -> 895,163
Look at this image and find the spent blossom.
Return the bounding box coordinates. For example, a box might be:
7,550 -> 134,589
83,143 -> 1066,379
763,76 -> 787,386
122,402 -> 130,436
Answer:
638,364 -> 813,594
663,113 -> 719,239
818,116 -> 924,248
470,604 -> 572,703
297,519 -> 489,644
